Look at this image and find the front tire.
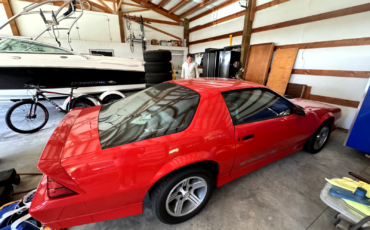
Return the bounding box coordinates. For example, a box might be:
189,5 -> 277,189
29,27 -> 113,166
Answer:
304,120 -> 332,154
150,167 -> 214,224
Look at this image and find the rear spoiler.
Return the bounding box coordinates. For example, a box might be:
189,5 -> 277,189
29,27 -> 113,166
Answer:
37,108 -> 85,194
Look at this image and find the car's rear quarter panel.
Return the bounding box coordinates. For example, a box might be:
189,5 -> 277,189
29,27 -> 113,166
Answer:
60,89 -> 236,216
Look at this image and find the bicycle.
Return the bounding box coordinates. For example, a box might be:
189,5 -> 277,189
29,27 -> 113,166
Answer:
124,13 -> 135,53
5,84 -> 101,133
124,14 -> 149,53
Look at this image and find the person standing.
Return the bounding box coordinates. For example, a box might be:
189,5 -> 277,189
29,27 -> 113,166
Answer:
181,54 -> 199,79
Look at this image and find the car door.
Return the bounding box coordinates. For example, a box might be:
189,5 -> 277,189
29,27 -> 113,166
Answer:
222,88 -> 295,173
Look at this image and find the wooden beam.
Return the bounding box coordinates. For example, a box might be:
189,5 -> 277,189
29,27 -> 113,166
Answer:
118,11 -> 125,43
121,2 -> 145,8
133,21 -> 181,40
253,2 -> 370,33
189,10 -> 244,33
98,0 -> 114,13
129,16 -> 180,25
250,0 -> 256,21
157,0 -> 168,8
86,0 -> 111,13
117,0 -> 123,10
240,0 -> 253,68
131,0 -> 182,22
189,0 -> 239,22
179,0 -> 217,18
308,94 -> 360,108
256,0 -> 289,11
275,37 -> 370,50
2,0 -> 20,36
184,18 -> 189,48
292,69 -> 370,79
113,0 -> 116,11
122,9 -> 149,14
169,0 -> 189,14
189,30 -> 243,45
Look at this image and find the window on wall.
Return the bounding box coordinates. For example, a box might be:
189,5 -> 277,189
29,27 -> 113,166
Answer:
222,89 -> 294,125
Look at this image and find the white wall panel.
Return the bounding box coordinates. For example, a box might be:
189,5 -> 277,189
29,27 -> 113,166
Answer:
190,2 -> 244,28
293,46 -> 370,71
190,36 -> 243,53
186,0 -> 226,19
189,16 -> 244,41
253,0 -> 370,28
290,74 -> 369,101
251,11 -> 370,46
0,4 -> 13,36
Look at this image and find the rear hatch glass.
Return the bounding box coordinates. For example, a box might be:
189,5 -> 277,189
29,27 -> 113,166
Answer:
98,83 -> 200,149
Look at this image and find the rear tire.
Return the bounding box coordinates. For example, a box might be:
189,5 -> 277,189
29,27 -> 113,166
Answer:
145,73 -> 172,83
150,167 -> 214,224
71,95 -> 101,109
144,50 -> 172,62
304,120 -> 332,154
5,101 -> 49,133
144,62 -> 172,73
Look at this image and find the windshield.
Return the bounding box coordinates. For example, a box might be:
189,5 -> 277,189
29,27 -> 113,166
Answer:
0,38 -> 72,54
98,83 -> 200,149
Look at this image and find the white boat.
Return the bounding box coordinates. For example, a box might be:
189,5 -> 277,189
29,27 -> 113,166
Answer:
0,0 -> 145,100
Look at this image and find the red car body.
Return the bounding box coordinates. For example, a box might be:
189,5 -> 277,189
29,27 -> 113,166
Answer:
29,78 -> 341,228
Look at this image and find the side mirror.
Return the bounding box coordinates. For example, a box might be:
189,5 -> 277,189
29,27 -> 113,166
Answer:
295,107 -> 305,117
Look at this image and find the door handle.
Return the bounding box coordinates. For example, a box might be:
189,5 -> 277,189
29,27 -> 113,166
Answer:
243,134 -> 254,141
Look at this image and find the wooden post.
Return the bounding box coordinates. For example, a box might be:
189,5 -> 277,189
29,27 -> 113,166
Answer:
184,18 -> 189,50
240,0 -> 253,69
118,11 -> 125,43
2,0 -> 20,36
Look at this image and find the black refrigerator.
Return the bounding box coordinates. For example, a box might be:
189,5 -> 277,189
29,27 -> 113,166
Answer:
218,51 -> 241,78
202,49 -> 222,77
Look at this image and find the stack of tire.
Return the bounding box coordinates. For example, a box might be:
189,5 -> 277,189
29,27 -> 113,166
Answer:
143,50 -> 173,88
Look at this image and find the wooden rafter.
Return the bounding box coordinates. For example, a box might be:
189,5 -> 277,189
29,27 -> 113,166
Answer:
250,0 -> 256,21
256,0 -> 290,11
118,11 -> 125,42
121,2 -> 145,8
122,9 -> 149,14
157,0 -> 169,8
179,0 -> 216,18
131,0 -> 182,22
2,0 -> 20,36
129,16 -> 180,26
168,0 -> 189,14
117,0 -> 123,10
133,21 -> 181,40
98,0 -> 114,13
86,0 -> 111,13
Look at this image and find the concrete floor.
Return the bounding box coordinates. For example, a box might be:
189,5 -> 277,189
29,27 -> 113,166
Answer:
1,98 -> 369,230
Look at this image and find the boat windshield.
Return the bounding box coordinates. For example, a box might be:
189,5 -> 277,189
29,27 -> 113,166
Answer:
0,38 -> 73,54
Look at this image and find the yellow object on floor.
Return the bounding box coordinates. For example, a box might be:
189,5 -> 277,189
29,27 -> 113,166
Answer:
325,177 -> 370,198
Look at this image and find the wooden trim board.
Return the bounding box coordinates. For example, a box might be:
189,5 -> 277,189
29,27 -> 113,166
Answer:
292,69 -> 370,79
308,95 -> 360,108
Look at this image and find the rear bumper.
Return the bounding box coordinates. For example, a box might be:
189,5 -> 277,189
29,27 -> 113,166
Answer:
30,176 -> 143,229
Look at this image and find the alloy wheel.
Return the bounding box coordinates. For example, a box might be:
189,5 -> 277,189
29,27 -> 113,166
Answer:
165,177 -> 207,217
314,126 -> 329,150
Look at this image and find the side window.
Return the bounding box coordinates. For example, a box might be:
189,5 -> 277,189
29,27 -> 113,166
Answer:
0,38 -> 72,54
222,89 -> 294,125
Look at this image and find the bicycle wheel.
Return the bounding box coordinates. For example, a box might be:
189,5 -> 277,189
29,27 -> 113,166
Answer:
71,95 -> 101,109
5,101 -> 49,133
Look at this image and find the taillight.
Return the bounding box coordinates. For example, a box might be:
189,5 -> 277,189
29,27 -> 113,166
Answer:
47,177 -> 77,199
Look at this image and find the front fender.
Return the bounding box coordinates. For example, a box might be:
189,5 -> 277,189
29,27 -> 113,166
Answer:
149,151 -> 220,186
318,111 -> 335,130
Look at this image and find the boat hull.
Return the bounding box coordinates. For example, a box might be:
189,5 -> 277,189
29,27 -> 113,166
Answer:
0,67 -> 146,100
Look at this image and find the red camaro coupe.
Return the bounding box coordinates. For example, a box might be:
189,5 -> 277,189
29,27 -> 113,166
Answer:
30,78 -> 341,228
